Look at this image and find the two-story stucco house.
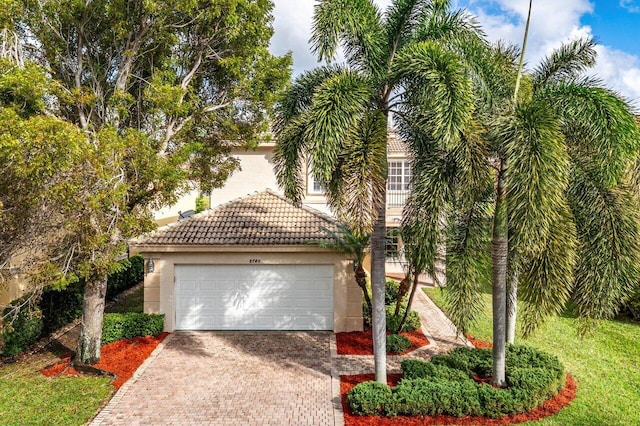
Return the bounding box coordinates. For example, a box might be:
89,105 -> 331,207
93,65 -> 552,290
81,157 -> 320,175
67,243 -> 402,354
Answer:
154,133 -> 413,274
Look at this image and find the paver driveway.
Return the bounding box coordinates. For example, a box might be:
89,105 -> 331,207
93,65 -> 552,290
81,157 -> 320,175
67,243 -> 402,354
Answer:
91,332 -> 335,426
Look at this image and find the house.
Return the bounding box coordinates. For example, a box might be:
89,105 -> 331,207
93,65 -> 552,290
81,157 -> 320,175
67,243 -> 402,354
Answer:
131,190 -> 363,332
153,133 -> 413,274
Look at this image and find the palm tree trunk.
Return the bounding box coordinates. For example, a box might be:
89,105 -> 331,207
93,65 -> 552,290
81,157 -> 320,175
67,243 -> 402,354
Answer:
355,265 -> 372,311
371,199 -> 387,383
492,159 -> 508,387
506,271 -> 518,344
76,273 -> 107,364
396,268 -> 419,334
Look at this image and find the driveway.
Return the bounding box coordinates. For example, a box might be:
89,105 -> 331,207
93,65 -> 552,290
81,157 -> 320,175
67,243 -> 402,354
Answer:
91,332 -> 336,426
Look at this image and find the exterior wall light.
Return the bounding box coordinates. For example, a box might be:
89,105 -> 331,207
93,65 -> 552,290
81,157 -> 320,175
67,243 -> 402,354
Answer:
146,258 -> 155,274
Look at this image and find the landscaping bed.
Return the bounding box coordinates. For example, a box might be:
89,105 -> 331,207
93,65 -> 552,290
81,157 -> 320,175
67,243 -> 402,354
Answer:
41,332 -> 169,389
343,345 -> 576,424
337,329 -> 429,355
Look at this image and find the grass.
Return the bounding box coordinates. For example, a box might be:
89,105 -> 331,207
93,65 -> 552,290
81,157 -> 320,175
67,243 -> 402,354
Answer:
0,284 -> 144,425
424,286 -> 640,425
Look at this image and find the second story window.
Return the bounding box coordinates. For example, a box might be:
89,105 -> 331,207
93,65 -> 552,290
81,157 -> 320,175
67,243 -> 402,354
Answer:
307,171 -> 325,195
387,161 -> 411,191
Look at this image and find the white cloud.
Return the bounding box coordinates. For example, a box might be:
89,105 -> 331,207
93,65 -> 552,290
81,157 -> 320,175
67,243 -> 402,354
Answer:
620,0 -> 640,13
270,0 -> 640,104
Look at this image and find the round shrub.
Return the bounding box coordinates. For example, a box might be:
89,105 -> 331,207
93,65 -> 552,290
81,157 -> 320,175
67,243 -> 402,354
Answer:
347,381 -> 392,415
386,334 -> 412,354
401,359 -> 470,381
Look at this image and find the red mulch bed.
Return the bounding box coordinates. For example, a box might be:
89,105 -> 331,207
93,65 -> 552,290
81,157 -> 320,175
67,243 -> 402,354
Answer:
41,333 -> 169,389
341,373 -> 577,425
467,335 -> 493,349
337,329 -> 430,355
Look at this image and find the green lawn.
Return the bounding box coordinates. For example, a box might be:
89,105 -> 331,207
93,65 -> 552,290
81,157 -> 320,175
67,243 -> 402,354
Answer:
0,285 -> 144,425
425,287 -> 640,425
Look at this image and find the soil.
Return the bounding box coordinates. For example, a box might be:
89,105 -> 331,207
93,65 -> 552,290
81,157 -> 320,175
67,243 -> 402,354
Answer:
467,335 -> 493,349
337,329 -> 430,355
41,332 -> 169,389
341,374 -> 577,425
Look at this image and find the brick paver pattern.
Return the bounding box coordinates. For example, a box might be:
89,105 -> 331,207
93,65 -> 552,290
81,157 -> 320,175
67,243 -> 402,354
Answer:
92,332 -> 333,426
91,286 -> 466,425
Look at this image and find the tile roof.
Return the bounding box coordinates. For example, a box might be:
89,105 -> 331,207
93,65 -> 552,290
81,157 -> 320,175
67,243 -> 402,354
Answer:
131,190 -> 340,246
387,132 -> 407,154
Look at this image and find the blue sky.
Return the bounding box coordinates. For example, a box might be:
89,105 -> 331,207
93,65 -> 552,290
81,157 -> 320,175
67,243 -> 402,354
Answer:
270,0 -> 640,106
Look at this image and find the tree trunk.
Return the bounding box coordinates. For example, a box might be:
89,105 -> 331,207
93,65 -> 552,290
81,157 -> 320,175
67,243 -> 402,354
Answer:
355,264 -> 372,311
506,271 -> 518,344
76,273 -> 108,364
371,199 -> 387,384
394,276 -> 410,317
492,160 -> 508,387
396,268 -> 419,334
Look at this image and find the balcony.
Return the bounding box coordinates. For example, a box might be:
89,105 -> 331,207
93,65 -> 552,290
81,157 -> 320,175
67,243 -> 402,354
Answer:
386,190 -> 409,209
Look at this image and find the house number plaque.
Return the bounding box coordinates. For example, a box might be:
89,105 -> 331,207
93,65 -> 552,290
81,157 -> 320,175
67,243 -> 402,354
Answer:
249,258 -> 261,264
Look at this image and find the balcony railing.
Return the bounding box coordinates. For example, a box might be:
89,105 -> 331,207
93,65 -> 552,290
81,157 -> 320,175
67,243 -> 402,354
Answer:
386,190 -> 409,209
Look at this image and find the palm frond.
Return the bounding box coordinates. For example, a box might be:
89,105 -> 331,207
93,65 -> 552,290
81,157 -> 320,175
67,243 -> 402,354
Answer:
393,40 -> 474,149
325,111 -> 387,236
533,37 -> 597,88
272,117 -> 308,204
305,69 -> 373,183
538,79 -> 640,188
495,100 -> 569,257
311,0 -> 386,73
569,167 -> 640,333
518,203 -> 577,337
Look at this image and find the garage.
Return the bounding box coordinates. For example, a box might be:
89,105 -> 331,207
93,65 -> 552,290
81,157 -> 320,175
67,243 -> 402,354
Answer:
129,190 -> 363,333
174,264 -> 333,330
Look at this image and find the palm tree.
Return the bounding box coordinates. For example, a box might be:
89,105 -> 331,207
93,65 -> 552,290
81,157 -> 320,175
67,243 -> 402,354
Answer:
273,0 -> 485,382
403,29 -> 640,386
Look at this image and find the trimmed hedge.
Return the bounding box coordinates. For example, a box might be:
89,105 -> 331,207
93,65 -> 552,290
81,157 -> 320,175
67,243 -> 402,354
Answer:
363,279 -> 421,332
102,313 -> 164,345
0,255 -> 144,356
386,334 -> 412,354
348,345 -> 565,419
347,381 -> 392,415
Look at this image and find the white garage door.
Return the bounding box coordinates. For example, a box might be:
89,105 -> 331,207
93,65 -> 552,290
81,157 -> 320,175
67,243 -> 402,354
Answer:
174,264 -> 334,330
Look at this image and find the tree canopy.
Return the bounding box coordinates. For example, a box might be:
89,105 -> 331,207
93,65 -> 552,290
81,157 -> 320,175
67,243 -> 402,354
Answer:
0,0 -> 290,363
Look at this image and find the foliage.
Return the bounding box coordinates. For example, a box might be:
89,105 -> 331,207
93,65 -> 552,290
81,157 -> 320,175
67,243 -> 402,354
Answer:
619,286 -> 640,321
384,279 -> 404,306
101,313 -> 164,345
273,0 -> 487,382
385,306 -> 421,333
347,381 -> 393,416
349,345 -> 565,418
426,286 -> 640,425
386,334 -> 412,354
39,281 -> 85,336
0,296 -> 43,356
105,255 -> 144,301
1,0 -> 290,363
195,196 -> 210,214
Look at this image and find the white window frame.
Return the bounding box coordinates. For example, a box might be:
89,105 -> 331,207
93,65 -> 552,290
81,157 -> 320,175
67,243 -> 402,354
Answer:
387,160 -> 411,192
307,170 -> 325,195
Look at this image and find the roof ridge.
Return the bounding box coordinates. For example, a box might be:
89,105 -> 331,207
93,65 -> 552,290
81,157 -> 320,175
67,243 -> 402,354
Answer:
262,189 -> 339,226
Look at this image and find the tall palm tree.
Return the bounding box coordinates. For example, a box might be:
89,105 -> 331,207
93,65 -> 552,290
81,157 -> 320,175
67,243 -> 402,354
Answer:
273,0 -> 485,382
403,31 -> 640,386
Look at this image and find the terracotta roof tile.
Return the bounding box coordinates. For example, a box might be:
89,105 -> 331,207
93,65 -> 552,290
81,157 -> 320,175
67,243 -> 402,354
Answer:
131,190 -> 340,246
387,132 -> 407,154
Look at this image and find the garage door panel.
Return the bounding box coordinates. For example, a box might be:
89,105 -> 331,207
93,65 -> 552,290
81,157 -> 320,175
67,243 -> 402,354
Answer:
175,264 -> 333,331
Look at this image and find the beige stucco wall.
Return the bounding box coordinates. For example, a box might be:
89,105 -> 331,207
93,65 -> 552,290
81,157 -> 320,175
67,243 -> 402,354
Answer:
131,246 -> 363,333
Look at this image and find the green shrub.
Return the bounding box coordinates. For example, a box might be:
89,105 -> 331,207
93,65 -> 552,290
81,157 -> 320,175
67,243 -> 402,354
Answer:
347,381 -> 392,415
40,281 -> 84,335
1,297 -> 44,357
386,334 -> 412,354
390,378 -> 481,417
386,306 -> 421,332
401,359 -> 470,381
106,255 -> 144,300
385,279 -> 404,305
102,313 -> 164,345
350,345 -> 565,419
